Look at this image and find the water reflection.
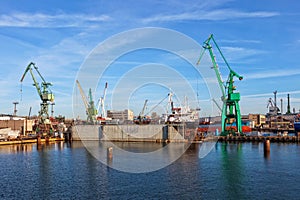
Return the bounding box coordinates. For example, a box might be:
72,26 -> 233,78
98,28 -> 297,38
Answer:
219,142 -> 246,199
264,148 -> 270,160
0,141 -> 299,199
82,141 -> 190,173
36,141 -> 65,152
0,143 -> 34,154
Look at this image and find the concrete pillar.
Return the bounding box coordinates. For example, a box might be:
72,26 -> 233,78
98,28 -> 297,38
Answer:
162,125 -> 168,140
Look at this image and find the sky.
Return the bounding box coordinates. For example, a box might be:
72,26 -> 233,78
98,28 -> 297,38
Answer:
0,0 -> 300,119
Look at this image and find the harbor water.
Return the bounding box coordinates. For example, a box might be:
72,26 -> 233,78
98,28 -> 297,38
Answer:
0,140 -> 299,199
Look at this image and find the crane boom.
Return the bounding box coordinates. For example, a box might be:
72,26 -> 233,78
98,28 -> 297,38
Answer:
139,99 -> 148,116
21,62 -> 43,99
76,80 -> 90,114
198,36 -> 226,99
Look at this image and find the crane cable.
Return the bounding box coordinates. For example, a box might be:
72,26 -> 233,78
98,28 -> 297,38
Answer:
20,83 -> 23,101
144,94 -> 169,116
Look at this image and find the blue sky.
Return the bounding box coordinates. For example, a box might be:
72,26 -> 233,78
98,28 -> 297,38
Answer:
0,0 -> 300,119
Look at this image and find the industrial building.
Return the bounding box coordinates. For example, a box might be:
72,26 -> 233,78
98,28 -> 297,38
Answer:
107,109 -> 134,122
0,115 -> 34,139
248,114 -> 266,128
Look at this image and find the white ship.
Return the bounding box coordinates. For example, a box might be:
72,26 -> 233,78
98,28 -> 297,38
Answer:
164,93 -> 200,124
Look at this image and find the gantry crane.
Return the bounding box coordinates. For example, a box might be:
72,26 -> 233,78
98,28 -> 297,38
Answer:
20,62 -> 54,123
76,80 -> 98,124
197,34 -> 243,135
266,91 -> 280,116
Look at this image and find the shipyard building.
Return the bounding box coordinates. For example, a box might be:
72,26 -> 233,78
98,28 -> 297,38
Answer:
107,109 -> 134,123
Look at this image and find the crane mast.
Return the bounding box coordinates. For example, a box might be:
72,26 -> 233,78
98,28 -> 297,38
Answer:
197,34 -> 243,135
20,62 -> 54,123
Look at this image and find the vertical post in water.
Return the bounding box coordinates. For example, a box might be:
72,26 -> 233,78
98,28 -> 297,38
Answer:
107,147 -> 113,160
37,135 -> 42,144
264,139 -> 270,158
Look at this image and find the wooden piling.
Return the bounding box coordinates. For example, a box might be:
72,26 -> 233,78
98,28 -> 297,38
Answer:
107,147 -> 113,160
264,139 -> 270,153
37,135 -> 41,144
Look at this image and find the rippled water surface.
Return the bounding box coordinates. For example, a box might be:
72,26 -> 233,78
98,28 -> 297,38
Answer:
0,141 -> 299,199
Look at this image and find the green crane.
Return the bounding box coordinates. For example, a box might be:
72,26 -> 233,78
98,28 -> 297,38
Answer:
20,62 -> 54,123
76,80 -> 98,124
197,34 -> 243,135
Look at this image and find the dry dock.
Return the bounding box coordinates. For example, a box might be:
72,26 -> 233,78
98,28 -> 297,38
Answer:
72,124 -> 188,142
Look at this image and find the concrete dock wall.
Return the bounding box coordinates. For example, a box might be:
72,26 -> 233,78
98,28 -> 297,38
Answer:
100,124 -> 164,142
72,125 -> 100,140
72,124 -> 186,142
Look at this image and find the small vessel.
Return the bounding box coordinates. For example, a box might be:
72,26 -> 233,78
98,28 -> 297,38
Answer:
133,99 -> 151,125
133,116 -> 151,125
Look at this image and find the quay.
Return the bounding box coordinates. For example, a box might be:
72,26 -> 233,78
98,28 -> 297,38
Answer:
218,135 -> 300,143
0,137 -> 64,146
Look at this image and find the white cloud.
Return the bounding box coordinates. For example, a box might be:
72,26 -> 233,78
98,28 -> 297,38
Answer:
220,39 -> 262,44
0,12 -> 112,28
245,69 -> 300,80
218,46 -> 267,63
143,9 -> 279,23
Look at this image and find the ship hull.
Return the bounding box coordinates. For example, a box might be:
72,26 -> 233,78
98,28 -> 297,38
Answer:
294,122 -> 300,132
198,122 -> 251,133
